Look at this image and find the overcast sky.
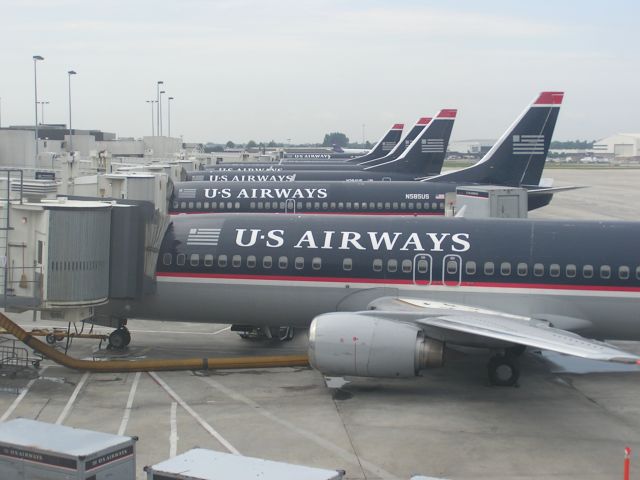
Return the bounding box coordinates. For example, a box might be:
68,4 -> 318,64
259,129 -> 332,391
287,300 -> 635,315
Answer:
1,0 -> 638,144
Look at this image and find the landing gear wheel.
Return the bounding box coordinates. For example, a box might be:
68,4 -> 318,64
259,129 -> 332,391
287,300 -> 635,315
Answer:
45,333 -> 57,345
272,326 -> 294,342
487,355 -> 520,387
108,328 -> 128,350
121,327 -> 131,347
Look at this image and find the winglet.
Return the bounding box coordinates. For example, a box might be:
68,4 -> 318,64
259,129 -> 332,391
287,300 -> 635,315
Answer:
392,123 -> 404,130
534,92 -> 564,105
436,109 -> 457,119
417,117 -> 432,125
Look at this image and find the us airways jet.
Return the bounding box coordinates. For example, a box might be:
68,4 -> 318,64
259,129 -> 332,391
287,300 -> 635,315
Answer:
186,111 -> 456,182
101,213 -> 640,386
172,92 -> 567,214
169,180 -> 555,215
281,123 -> 404,161
204,118 -> 431,171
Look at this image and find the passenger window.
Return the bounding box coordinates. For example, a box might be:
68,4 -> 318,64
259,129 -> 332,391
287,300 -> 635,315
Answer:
330,202 -> 336,209
377,202 -> 383,210
408,202 -> 414,209
204,254 -> 214,267
582,265 -> 594,278
343,258 -> 353,271
204,202 -> 210,209
373,259 -> 383,272
393,202 -> 399,210
517,263 -> 527,276
566,264 -> 577,278
218,255 -> 227,268
247,255 -> 256,268
401,259 -> 412,273
322,202 -> 328,210
295,257 -> 304,270
447,260 -> 458,274
484,262 -> 495,275
196,201 -> 202,209
432,202 -> 438,210
417,259 -> 428,274
619,266 -> 630,280
465,261 -> 476,275
600,265 -> 611,279
416,202 -> 422,210
500,262 -> 511,276
353,202 -> 360,210
384,202 -> 391,210
636,266 -> 640,280
387,259 -> 398,272
338,202 -> 344,210
227,202 -> 233,209
278,256 -> 288,269
400,202 -> 407,210
162,253 -> 172,266
312,257 -> 322,270
549,264 -> 560,277
211,202 -> 217,210
439,202 -> 444,210
297,201 -> 303,210
232,255 -> 241,268
346,202 -> 352,209
176,253 -> 185,266
280,202 -> 285,210
257,202 -> 263,210
190,254 -> 200,267
250,202 -> 255,209
236,202 -> 241,209
263,256 -> 272,269
272,201 -> 278,209
188,202 -> 194,209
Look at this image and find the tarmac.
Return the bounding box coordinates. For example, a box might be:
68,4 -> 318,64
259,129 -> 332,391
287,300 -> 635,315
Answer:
1,167 -> 640,480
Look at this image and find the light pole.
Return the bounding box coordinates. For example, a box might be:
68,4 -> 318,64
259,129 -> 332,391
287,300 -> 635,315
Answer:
362,124 -> 365,146
146,100 -> 155,136
159,90 -> 166,136
33,55 -> 44,164
37,101 -> 50,124
156,81 -> 163,136
168,96 -> 174,137
0,96 -> 2,128
67,70 -> 76,154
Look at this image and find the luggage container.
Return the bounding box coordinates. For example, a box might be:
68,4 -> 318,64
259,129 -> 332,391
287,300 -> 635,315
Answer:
0,418 -> 136,480
145,448 -> 344,480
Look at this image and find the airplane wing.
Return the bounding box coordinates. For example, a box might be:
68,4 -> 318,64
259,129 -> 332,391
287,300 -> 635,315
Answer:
524,185 -> 587,195
368,297 -> 640,364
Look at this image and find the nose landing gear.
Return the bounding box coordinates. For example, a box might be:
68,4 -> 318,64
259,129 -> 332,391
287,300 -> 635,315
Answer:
107,326 -> 131,350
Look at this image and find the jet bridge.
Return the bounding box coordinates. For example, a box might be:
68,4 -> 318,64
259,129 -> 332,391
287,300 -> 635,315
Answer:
0,169 -> 169,325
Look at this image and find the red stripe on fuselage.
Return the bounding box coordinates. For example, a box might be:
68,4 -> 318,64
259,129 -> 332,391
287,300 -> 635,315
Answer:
155,272 -> 640,292
169,212 -> 443,216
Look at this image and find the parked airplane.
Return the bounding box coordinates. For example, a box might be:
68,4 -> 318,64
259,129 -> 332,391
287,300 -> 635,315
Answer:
168,180 -> 556,216
101,213 -> 640,386
186,111 -> 456,182
281,123 -> 404,161
207,118 -> 431,171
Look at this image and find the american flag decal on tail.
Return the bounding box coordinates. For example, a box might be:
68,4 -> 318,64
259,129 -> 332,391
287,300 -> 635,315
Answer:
513,134 -> 545,155
421,138 -> 445,153
187,228 -> 221,246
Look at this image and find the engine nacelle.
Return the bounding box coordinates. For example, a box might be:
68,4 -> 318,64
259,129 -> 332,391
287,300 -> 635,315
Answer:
308,313 -> 444,378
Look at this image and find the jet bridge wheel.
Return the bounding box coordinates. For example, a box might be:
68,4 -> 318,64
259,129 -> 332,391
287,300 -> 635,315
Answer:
108,327 -> 131,350
487,354 -> 520,387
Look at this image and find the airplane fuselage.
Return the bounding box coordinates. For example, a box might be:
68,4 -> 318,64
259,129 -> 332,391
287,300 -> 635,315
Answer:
107,214 -> 640,341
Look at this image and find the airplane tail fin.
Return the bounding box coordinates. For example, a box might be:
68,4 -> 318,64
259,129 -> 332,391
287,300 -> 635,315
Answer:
427,92 -> 563,185
358,117 -> 431,166
345,123 -> 404,163
331,144 -> 345,153
364,110 -> 456,176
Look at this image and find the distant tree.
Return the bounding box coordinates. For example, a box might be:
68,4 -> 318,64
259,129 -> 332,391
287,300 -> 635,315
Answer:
550,139 -> 595,149
225,140 -> 235,148
204,144 -> 224,153
364,140 -> 372,149
267,140 -> 278,148
246,140 -> 257,148
322,132 -> 349,147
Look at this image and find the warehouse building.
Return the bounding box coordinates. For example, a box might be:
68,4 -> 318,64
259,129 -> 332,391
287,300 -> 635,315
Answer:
593,133 -> 640,161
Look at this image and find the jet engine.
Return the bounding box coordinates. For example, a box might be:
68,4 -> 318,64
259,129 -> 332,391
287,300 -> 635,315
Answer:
308,313 -> 444,378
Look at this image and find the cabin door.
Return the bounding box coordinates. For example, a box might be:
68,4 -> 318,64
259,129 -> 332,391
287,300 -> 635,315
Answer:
284,199 -> 296,213
412,254 -> 433,286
